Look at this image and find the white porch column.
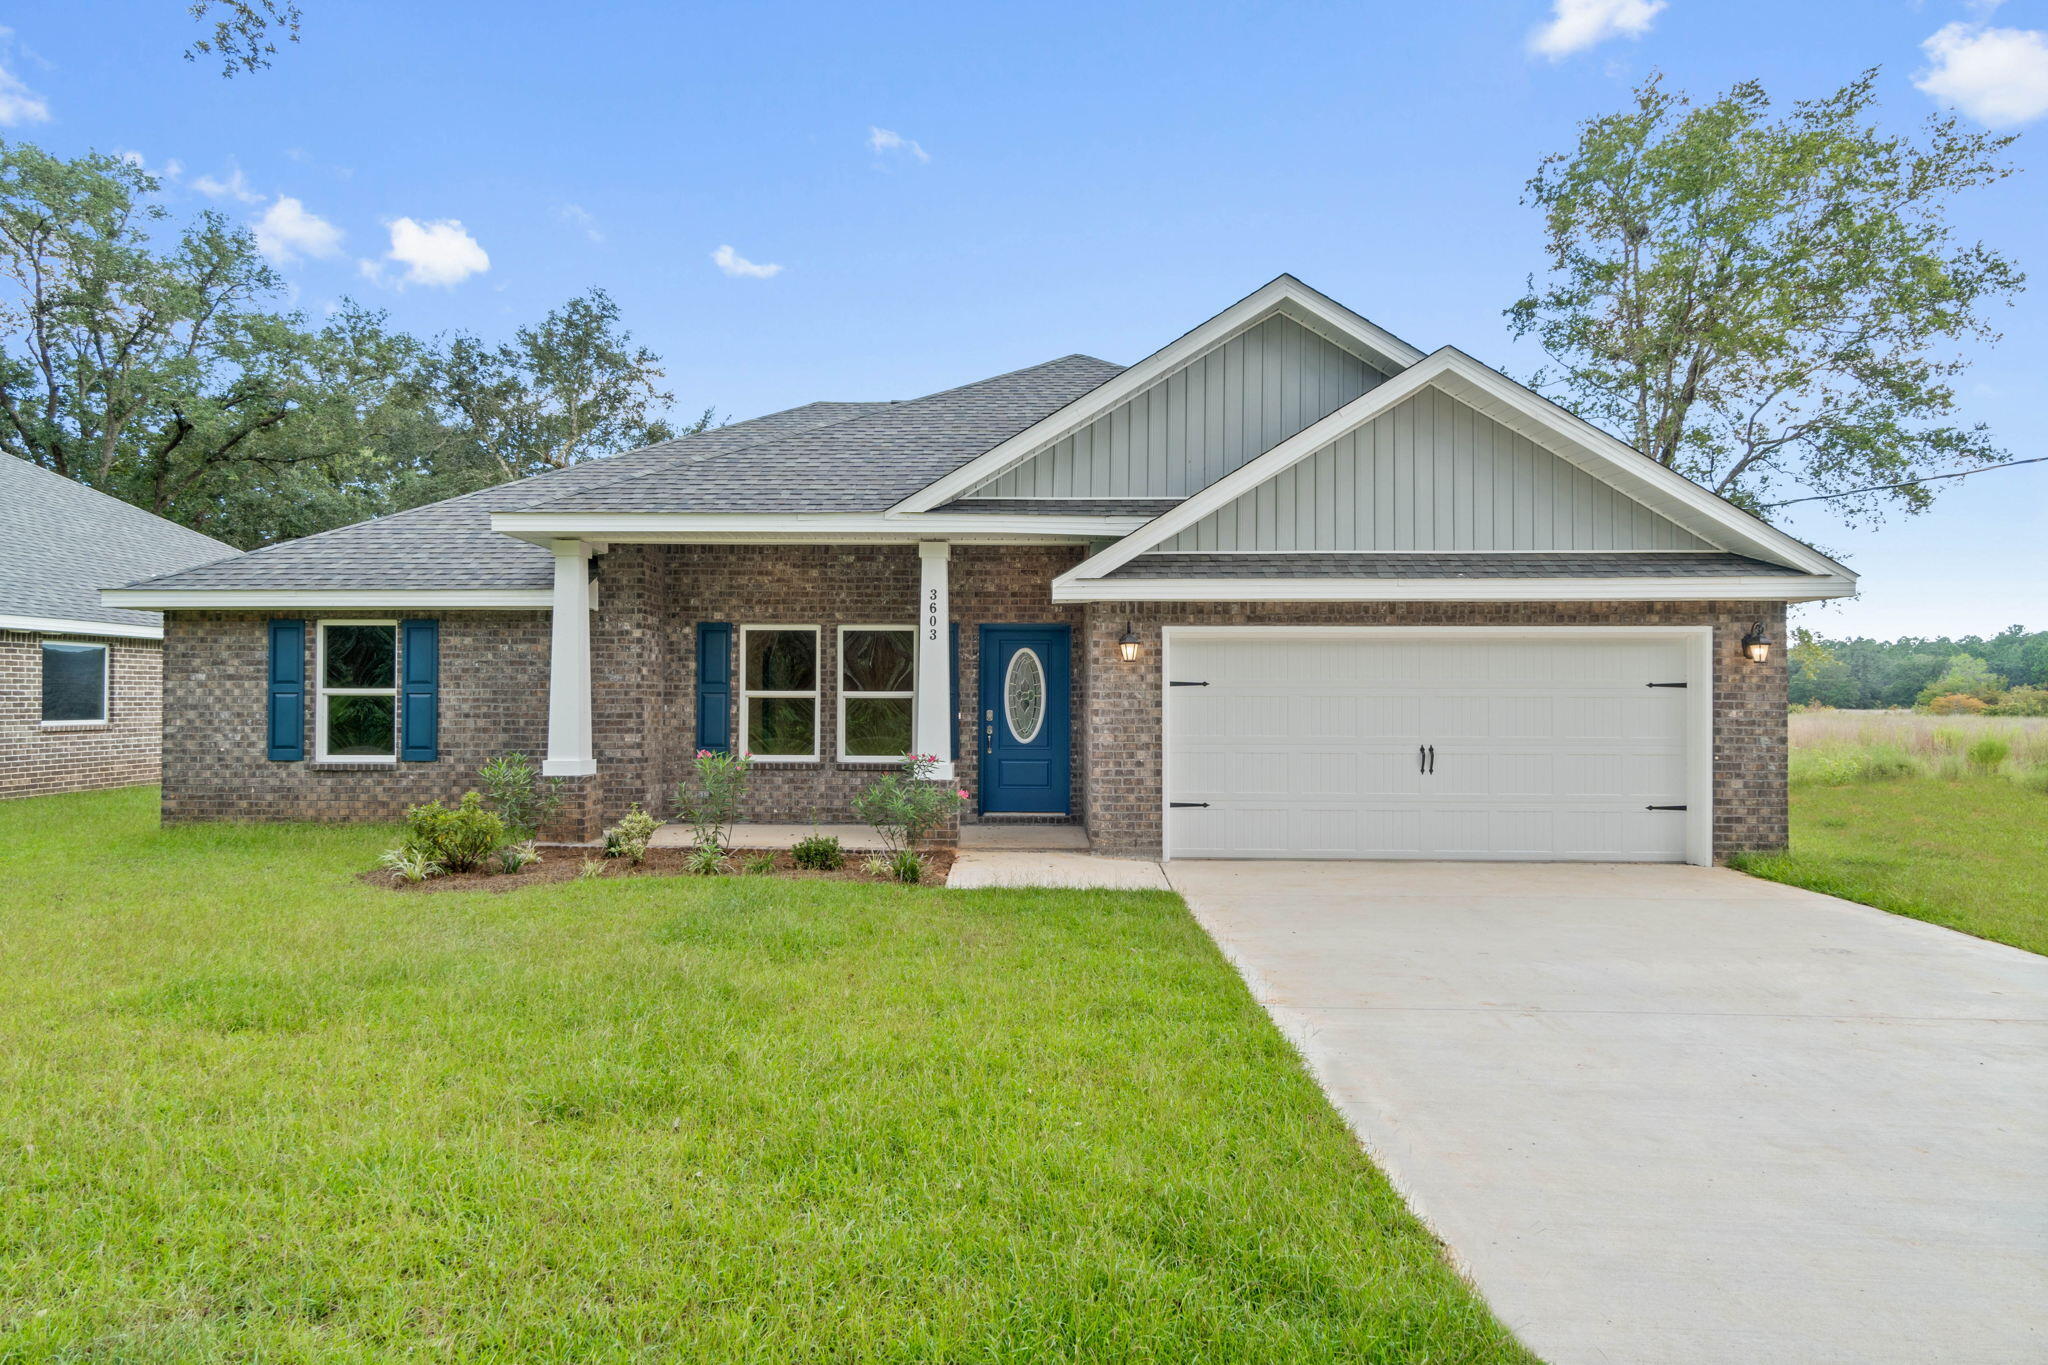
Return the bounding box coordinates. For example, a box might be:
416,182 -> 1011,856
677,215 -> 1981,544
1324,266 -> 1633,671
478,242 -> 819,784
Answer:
915,541 -> 955,780
543,539 -> 596,777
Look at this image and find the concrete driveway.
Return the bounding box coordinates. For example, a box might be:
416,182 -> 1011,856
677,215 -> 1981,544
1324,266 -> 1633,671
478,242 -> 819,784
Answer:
1166,861 -> 2048,1365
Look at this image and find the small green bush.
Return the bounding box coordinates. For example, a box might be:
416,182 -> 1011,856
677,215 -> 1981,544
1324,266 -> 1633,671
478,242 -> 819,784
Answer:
676,749 -> 752,853
742,851 -> 777,875
886,849 -> 925,884
851,753 -> 964,853
478,751 -> 565,841
791,833 -> 844,870
685,844 -> 727,876
1968,736 -> 2012,772
378,846 -> 442,884
603,803 -> 658,865
403,793 -> 505,873
576,858 -> 608,881
497,841 -> 539,874
860,855 -> 892,879
1991,685 -> 2048,717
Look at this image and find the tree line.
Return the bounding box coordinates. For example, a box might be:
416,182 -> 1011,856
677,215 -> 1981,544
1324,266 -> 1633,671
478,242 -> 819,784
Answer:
1790,626 -> 2048,714
0,141 -> 697,549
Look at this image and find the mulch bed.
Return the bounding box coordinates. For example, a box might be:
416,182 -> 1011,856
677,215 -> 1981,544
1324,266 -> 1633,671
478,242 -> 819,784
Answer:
365,846 -> 955,894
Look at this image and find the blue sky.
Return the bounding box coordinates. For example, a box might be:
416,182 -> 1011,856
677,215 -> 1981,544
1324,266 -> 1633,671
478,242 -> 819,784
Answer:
7,0 -> 2046,638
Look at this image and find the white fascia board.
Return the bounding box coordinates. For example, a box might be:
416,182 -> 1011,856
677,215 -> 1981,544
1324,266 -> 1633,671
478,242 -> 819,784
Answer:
488,511 -> 1140,542
889,275 -> 1427,514
1056,348 -> 1857,591
1051,575 -> 1858,604
100,588 -> 554,609
0,612 -> 163,640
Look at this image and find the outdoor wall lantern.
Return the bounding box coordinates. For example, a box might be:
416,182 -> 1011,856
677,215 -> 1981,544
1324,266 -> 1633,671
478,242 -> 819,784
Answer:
1118,620 -> 1141,662
1741,622 -> 1772,664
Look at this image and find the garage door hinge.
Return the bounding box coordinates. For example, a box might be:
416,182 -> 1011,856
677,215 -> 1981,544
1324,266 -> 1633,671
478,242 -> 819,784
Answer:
1646,681 -> 1688,688
1170,801 -> 1209,808
1645,804 -> 1688,811
1169,680 -> 1209,687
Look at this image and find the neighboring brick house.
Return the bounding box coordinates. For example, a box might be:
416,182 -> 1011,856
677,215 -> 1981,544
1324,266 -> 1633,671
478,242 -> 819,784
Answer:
2,457 -> 236,800
108,277 -> 1854,862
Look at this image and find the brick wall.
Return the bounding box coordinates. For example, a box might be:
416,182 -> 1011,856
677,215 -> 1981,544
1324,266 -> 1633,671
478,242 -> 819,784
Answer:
1081,600 -> 1789,862
1,630 -> 165,799
160,611 -> 552,825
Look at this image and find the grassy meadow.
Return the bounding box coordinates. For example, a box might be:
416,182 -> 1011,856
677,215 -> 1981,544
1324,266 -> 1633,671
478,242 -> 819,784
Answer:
1733,709 -> 2048,955
0,787 -> 1529,1364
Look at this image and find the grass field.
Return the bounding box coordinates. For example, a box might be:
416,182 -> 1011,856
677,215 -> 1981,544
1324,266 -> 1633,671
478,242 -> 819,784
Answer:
0,787 -> 1528,1364
1734,711 -> 2048,956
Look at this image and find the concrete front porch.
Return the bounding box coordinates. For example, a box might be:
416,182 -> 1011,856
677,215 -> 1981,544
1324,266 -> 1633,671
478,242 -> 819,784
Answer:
647,822 -> 1092,852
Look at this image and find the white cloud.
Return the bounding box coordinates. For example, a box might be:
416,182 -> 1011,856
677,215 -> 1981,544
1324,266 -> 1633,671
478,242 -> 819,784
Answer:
1917,21 -> 2048,127
1529,0 -> 1666,58
254,196 -> 344,266
383,217 -> 490,287
119,150 -> 184,182
557,202 -> 603,243
711,244 -> 782,279
0,28 -> 50,126
193,166 -> 263,204
867,126 -> 930,163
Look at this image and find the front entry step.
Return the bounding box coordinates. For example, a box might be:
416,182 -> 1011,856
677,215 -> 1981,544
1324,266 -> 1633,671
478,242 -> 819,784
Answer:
958,824 -> 1089,852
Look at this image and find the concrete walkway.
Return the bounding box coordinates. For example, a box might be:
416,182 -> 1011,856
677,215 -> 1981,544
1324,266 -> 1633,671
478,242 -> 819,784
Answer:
946,850 -> 1169,890
1166,860 -> 2048,1365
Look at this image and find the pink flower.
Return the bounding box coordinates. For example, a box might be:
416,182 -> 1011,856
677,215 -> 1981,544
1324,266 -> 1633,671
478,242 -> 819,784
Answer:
957,789 -> 970,800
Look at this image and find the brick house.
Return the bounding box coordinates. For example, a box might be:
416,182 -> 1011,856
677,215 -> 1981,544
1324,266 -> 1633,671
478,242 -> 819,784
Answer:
3,457 -> 236,800
106,278 -> 1854,861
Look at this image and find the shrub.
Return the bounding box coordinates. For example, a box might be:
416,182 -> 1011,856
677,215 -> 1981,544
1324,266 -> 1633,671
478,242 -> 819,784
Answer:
886,849 -> 925,884
378,846 -> 442,884
497,840 -> 539,874
1914,654 -> 2007,708
851,753 -> 964,853
742,851 -> 777,875
685,844 -> 727,876
576,858 -> 608,881
1926,693 -> 1990,716
791,833 -> 844,871
1967,736 -> 2011,772
603,803 -> 658,865
1991,685 -> 2048,717
860,855 -> 893,879
403,793 -> 505,873
676,749 -> 752,853
478,751 -> 565,841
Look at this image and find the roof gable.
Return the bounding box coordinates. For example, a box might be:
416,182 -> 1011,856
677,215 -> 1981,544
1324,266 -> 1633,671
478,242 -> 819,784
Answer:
1058,348 -> 1855,588
894,275 -> 1425,513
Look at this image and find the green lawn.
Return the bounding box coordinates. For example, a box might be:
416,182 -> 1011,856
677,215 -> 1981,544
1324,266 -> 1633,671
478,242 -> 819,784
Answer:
1734,776 -> 2048,957
0,788 -> 1526,1363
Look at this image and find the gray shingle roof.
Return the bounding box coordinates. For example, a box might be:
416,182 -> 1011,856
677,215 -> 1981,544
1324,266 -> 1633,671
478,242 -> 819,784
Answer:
1,457 -> 237,630
1102,552 -> 1809,580
514,355 -> 1125,514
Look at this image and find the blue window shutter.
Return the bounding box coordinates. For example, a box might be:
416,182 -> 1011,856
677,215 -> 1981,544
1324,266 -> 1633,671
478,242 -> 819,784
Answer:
948,621 -> 960,762
266,619 -> 305,761
400,619 -> 440,761
696,622 -> 733,753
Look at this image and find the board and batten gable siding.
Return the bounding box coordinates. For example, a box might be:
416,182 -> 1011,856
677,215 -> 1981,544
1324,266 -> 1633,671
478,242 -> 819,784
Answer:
1162,386 -> 1713,553
971,314 -> 1387,498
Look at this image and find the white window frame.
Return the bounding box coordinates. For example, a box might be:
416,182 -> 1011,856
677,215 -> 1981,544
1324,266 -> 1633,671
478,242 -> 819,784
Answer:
739,624 -> 821,763
39,639 -> 110,728
837,624 -> 918,763
315,619 -> 399,764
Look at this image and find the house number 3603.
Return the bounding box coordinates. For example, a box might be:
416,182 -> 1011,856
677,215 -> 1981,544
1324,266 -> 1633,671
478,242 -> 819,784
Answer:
926,588 -> 941,640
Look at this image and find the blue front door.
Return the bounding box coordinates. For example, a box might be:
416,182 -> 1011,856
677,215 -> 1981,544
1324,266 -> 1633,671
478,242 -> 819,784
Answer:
978,624 -> 1071,814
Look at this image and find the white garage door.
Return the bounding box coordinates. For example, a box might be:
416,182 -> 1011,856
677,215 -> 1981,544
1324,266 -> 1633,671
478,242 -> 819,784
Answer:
1165,632 -> 1699,861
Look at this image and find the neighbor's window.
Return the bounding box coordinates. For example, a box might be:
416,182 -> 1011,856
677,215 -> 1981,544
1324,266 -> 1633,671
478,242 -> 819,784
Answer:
318,621 -> 397,761
839,626 -> 915,760
41,641 -> 108,725
741,626 -> 819,760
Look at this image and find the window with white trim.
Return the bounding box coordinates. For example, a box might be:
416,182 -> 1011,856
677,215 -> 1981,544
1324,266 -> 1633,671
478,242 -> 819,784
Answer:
740,626 -> 819,760
41,641 -> 108,725
838,625 -> 915,760
317,620 -> 397,761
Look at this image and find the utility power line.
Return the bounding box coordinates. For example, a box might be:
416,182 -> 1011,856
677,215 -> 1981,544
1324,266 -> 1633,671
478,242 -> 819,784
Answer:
1761,456 -> 2048,509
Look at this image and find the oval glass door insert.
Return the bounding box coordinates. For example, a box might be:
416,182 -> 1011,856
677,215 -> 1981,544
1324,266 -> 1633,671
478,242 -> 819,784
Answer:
1003,648 -> 1046,744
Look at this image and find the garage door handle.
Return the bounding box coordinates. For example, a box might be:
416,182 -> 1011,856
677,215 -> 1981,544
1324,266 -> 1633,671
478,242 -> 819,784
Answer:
1428,745 -> 1435,774
1418,745 -> 1426,773
1646,804 -> 1688,811
1170,802 -> 1209,808
1646,682 -> 1688,688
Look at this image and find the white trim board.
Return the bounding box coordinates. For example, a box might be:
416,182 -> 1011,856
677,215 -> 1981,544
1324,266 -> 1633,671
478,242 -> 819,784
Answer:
892,275 -> 1428,514
489,511 -> 1144,543
1056,348 -> 1854,594
0,612 -> 162,640
1159,624 -> 1715,867
102,588 -> 554,610
1056,575 -> 1856,603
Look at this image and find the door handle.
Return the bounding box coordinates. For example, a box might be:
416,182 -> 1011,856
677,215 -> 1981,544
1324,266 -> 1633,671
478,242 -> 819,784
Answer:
1428,745 -> 1436,775
1419,745 -> 1426,774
